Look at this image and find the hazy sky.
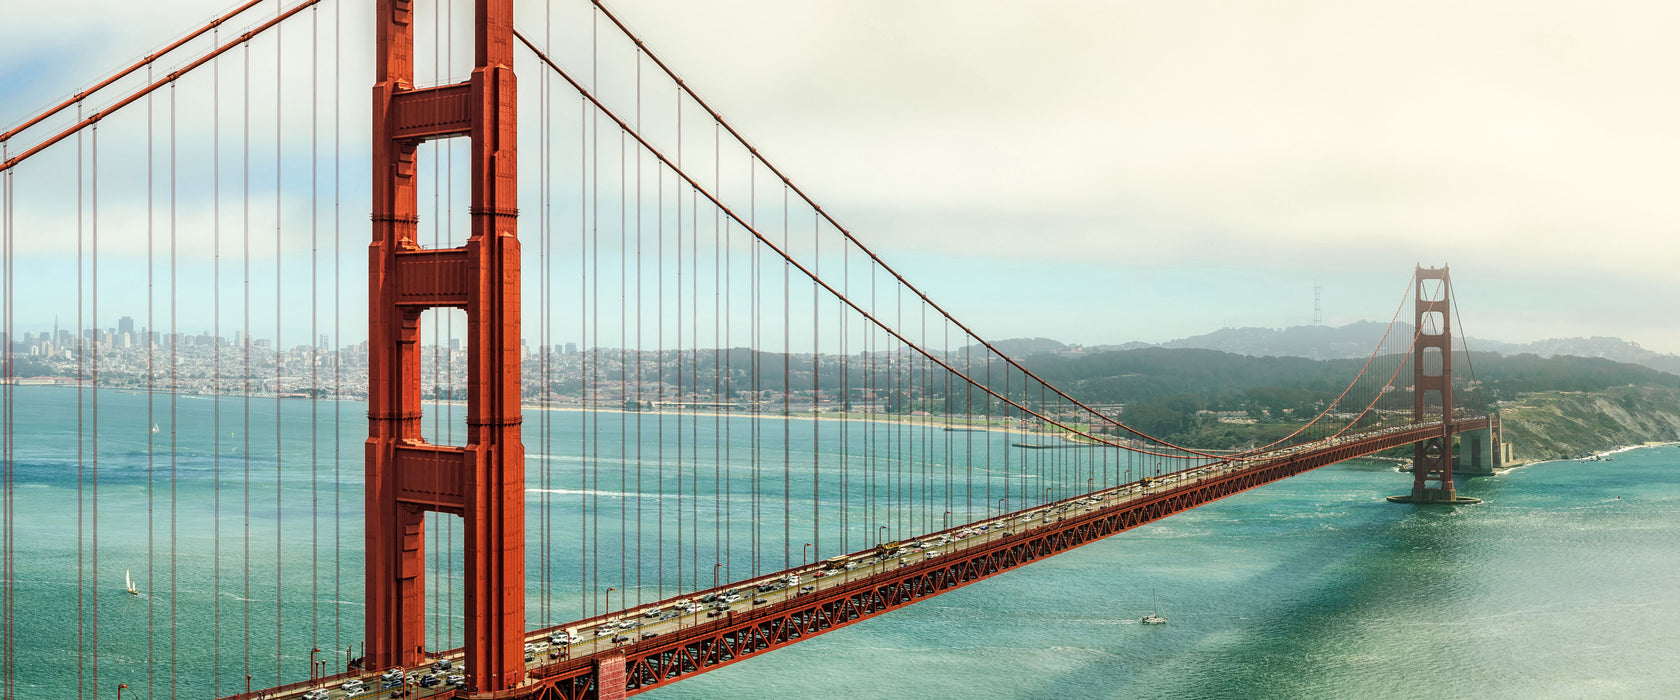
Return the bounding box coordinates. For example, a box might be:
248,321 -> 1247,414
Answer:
3,0 -> 1676,353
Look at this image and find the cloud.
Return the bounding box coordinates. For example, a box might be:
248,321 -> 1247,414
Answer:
5,0 -> 1677,353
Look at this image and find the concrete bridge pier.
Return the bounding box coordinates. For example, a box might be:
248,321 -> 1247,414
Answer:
1454,425 -> 1499,476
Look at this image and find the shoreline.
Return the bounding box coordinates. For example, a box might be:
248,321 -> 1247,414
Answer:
9,381 -> 1057,440
1496,440 -> 1678,474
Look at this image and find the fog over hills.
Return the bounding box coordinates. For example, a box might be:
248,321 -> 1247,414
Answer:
982,322 -> 1680,377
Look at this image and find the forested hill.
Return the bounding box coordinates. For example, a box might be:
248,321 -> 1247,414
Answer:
1017,348 -> 1679,438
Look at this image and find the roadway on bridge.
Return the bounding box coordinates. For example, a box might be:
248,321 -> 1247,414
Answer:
270,423 -> 1436,700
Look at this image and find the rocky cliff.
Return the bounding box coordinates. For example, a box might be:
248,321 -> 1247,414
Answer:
1499,386 -> 1680,462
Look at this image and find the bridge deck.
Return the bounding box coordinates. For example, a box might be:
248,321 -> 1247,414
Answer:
236,418 -> 1484,700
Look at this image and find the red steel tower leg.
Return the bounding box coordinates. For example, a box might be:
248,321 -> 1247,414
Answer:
368,0 -> 525,693
462,0 -> 525,692
1390,265 -> 1476,505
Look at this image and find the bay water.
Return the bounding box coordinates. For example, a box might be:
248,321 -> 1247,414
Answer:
4,385 -> 1676,698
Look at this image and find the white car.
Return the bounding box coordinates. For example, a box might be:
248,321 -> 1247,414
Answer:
302,691 -> 330,700
340,679 -> 366,693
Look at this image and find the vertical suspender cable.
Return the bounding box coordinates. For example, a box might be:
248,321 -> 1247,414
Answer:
687,163 -> 697,591
74,104 -> 84,700
781,184 -> 789,569
91,117 -> 101,700
210,39 -> 222,689
711,130 -> 721,585
838,235 -> 847,552
168,76 -> 179,697
577,92 -> 588,618
722,176 -> 731,582
811,211 -> 820,555
673,90 -> 684,595
2,135 -> 11,700
894,281 -> 902,538
748,140 -> 757,580
866,264 -> 873,549
332,0 -> 343,656
145,65 -> 157,700
309,2 -> 320,659
275,13 -> 287,679
656,97 -> 665,600
578,91 -> 589,617
589,8 -> 600,615
711,136 -> 721,598
242,39 -> 252,686
539,0 -> 552,631
689,153 -> 698,590
620,127 -> 628,605
2,133 -> 9,700
635,47 -> 645,609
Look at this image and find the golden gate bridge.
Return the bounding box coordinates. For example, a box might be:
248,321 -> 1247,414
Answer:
0,1 -> 1498,698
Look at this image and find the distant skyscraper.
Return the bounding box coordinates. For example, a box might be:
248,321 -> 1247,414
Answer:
565,342 -> 578,355
118,316 -> 135,337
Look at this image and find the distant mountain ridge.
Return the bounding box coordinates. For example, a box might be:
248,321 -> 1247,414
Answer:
988,322 -> 1680,377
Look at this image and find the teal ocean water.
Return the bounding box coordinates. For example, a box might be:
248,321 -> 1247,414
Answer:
4,385 -> 1678,698
644,445 -> 1680,699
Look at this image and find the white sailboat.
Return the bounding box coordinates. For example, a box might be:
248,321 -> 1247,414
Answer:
1139,589 -> 1166,625
125,569 -> 139,596
151,423 -> 160,434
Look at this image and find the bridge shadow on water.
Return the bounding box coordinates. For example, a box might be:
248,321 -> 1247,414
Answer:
960,463 -> 1499,700
1045,468 -> 1504,700
636,461 -> 1508,700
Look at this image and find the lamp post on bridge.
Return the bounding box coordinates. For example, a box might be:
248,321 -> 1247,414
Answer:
117,684 -> 127,700
875,526 -> 890,573
997,497 -> 1006,520
605,587 -> 616,619
943,510 -> 951,530
802,543 -> 813,568
714,563 -> 722,592
309,647 -> 321,682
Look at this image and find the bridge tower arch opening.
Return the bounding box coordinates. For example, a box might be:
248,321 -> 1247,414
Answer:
366,0 -> 526,694
1389,265 -> 1481,505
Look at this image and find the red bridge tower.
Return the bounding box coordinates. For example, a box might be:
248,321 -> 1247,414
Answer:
366,0 -> 526,693
1390,265 -> 1480,505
